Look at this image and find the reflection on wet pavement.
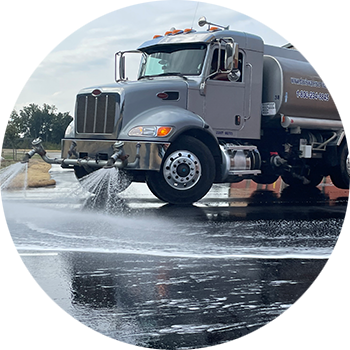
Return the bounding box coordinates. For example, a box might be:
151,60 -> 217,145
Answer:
2,165 -> 348,349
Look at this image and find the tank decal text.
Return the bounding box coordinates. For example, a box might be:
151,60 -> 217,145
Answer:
290,77 -> 327,89
296,90 -> 330,102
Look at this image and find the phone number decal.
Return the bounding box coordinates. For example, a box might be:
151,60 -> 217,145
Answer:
296,89 -> 330,102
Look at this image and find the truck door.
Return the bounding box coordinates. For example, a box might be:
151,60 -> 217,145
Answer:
204,49 -> 246,138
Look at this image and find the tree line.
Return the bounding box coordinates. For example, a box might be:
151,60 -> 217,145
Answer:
3,103 -> 73,150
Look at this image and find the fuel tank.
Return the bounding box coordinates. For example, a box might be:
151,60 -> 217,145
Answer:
261,54 -> 340,121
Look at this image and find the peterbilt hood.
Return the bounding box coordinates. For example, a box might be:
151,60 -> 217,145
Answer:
76,78 -> 189,139
117,79 -> 188,128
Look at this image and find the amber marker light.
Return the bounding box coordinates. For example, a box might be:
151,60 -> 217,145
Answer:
157,126 -> 172,137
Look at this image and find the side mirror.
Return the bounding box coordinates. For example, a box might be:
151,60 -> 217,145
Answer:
225,42 -> 240,81
224,43 -> 234,71
115,51 -> 126,81
228,69 -> 241,82
115,50 -> 144,82
224,42 -> 239,71
198,16 -> 207,27
119,55 -> 126,81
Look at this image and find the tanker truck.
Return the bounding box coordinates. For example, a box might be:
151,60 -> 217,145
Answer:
24,16 -> 348,204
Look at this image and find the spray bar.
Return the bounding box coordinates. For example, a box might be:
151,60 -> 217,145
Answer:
22,138 -> 139,169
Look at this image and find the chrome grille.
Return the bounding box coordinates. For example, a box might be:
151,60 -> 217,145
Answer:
76,93 -> 119,134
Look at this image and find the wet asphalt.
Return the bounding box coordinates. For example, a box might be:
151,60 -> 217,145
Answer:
1,163 -> 348,349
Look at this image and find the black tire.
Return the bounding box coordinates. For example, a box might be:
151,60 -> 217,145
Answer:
330,142 -> 349,189
282,169 -> 323,187
253,174 -> 279,185
74,165 -> 93,180
147,135 -> 215,204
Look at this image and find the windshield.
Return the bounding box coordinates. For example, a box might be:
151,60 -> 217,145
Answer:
139,44 -> 207,78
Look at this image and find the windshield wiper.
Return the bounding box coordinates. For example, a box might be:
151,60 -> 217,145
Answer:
157,72 -> 188,80
138,75 -> 153,80
139,72 -> 188,80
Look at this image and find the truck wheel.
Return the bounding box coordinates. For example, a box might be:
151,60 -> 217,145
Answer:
253,174 -> 279,185
330,142 -> 350,189
147,135 -> 215,204
74,165 -> 93,179
282,170 -> 323,187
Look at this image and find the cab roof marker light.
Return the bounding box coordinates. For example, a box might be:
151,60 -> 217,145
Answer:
172,29 -> 183,35
184,28 -> 196,34
209,26 -> 221,32
164,30 -> 173,36
153,35 -> 162,39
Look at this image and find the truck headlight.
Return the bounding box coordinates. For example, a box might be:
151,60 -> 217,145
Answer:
128,126 -> 173,137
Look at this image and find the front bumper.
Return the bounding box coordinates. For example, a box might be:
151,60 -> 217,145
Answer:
61,138 -> 170,171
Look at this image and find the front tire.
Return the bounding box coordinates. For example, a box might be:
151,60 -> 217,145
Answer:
147,135 -> 215,204
330,141 -> 350,189
74,165 -> 92,179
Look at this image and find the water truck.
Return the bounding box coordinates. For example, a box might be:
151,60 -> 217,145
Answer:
24,16 -> 349,204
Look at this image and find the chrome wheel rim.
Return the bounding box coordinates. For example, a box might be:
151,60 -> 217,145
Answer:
163,150 -> 201,190
346,152 -> 350,177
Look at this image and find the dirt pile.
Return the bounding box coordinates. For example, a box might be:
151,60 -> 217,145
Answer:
8,159 -> 56,189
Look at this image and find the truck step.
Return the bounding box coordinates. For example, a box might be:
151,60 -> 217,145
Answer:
228,170 -> 261,176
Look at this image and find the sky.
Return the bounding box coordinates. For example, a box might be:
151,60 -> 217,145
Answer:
14,1 -> 289,115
